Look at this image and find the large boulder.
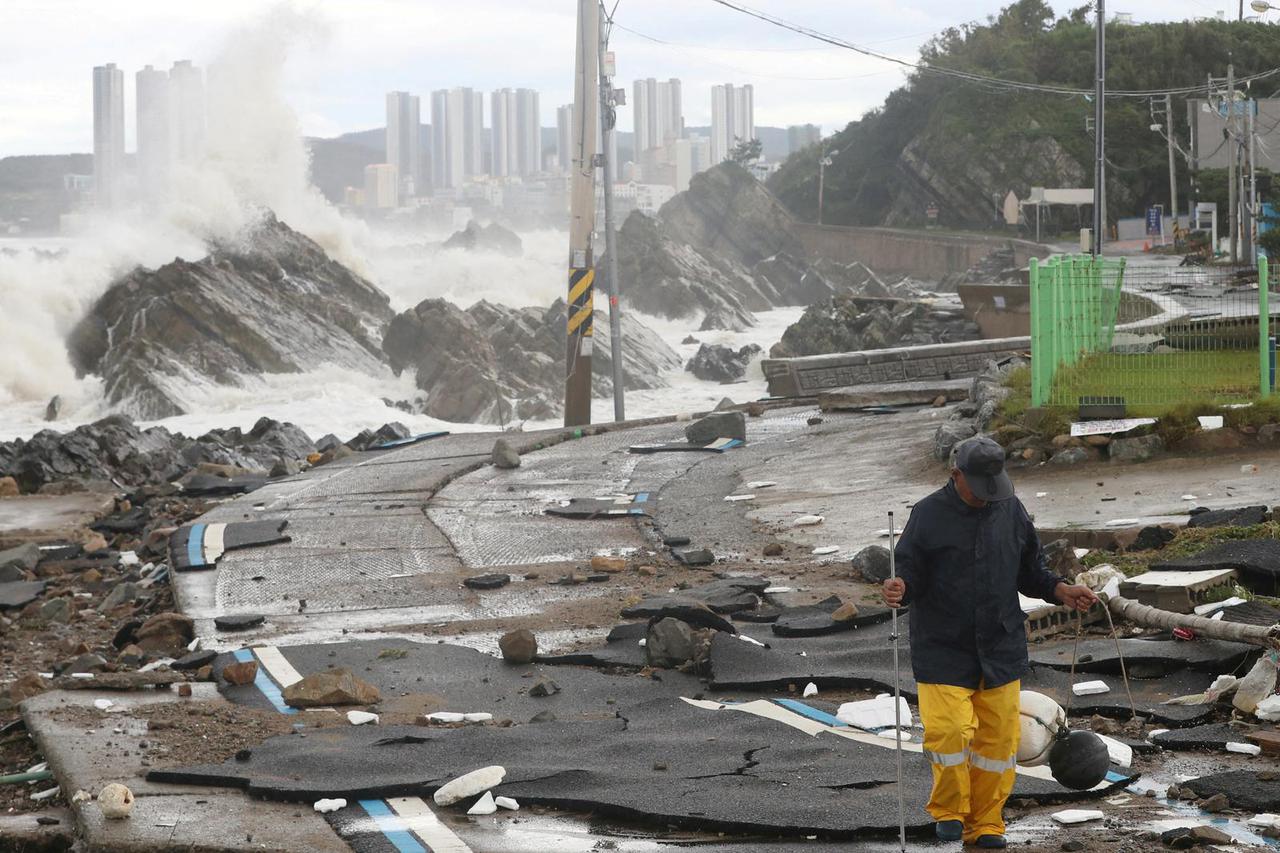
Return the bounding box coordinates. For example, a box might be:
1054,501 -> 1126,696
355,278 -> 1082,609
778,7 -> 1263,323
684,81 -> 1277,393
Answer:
3,415 -> 187,494
281,667 -> 381,708
66,212 -> 394,419
442,220 -> 522,256
384,297 -> 682,424
685,343 -> 762,383
770,294 -> 980,359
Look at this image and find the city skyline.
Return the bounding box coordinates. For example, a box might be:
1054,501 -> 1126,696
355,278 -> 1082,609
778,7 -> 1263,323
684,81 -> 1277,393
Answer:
4,1 -> 1228,157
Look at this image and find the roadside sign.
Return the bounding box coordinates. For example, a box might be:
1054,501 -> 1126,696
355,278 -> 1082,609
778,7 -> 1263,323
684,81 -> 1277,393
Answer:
925,202 -> 939,222
1145,206 -> 1162,236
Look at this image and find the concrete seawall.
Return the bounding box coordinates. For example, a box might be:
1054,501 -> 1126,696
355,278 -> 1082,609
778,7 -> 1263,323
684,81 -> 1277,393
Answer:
792,222 -> 1054,280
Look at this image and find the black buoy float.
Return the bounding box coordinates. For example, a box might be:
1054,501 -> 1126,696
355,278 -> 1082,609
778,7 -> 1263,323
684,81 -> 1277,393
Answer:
1048,729 -> 1111,790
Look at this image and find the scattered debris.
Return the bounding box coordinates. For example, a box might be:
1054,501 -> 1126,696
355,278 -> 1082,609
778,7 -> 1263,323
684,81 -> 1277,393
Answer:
802,682 -> 818,698
793,515 -> 823,527
1050,809 -> 1103,825
1227,742 -> 1262,755
837,695 -> 913,731
1072,681 -> 1110,696
498,629 -> 537,664
281,668 -> 380,708
494,796 -> 519,811
347,711 -> 379,726
313,798 -> 347,814
433,766 -> 506,807
467,791 -> 498,815
463,573 -> 511,591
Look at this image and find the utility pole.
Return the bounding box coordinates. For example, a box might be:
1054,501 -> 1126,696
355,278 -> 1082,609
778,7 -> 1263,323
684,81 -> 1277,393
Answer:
1246,102 -> 1258,261
1165,93 -> 1178,238
1092,0 -> 1106,255
564,0 -> 600,427
598,7 -> 625,422
1229,63 -> 1238,264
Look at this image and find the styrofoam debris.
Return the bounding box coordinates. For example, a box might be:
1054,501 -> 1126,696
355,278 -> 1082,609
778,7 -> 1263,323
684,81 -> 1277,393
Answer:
1256,694 -> 1280,722
1073,548 -> 1090,559
467,791 -> 498,815
746,481 -> 777,489
186,638 -> 201,652
434,766 -> 507,806
1051,809 -> 1104,825
1181,494 -> 1198,501
1226,742 -> 1262,755
723,494 -> 755,502
876,728 -> 911,741
426,712 -> 466,723
736,634 -> 766,647
71,673 -> 95,680
1035,492 -> 1048,498
494,796 -> 519,811
1198,415 -> 1224,430
793,515 -> 823,527
1248,813 -> 1279,828
803,682 -> 818,698
71,790 -> 92,805
1210,611 -> 1223,621
30,787 -> 60,802
118,551 -> 140,567
1097,733 -> 1133,768
1104,518 -> 1139,527
346,711 -> 378,726
98,783 -> 133,818
1146,729 -> 1170,741
811,546 -> 840,556
313,798 -> 347,813
93,699 -> 114,711
1194,597 -> 1246,616
138,659 -> 175,672
763,586 -> 793,594
637,638 -> 647,647
836,695 -> 912,731
463,713 -> 493,723
25,762 -> 47,774
1072,680 -> 1110,696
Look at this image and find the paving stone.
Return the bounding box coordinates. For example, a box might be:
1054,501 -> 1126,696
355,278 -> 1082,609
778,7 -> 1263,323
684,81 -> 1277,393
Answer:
1153,539 -> 1280,595
1187,505 -> 1268,529
214,613 -> 266,631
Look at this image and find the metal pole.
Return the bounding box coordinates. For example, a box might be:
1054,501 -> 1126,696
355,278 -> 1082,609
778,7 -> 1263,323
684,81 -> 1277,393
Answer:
1229,63 -> 1238,264
888,511 -> 906,853
1166,93 -> 1178,240
817,152 -> 826,225
598,8 -> 625,422
1249,103 -> 1259,264
564,0 -> 601,427
1092,0 -> 1106,256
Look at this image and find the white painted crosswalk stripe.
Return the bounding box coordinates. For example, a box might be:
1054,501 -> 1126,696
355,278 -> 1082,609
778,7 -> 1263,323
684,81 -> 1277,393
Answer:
386,796 -> 473,853
251,646 -> 303,688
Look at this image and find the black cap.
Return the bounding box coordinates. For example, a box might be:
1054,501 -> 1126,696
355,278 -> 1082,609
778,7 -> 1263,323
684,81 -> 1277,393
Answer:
954,435 -> 1014,502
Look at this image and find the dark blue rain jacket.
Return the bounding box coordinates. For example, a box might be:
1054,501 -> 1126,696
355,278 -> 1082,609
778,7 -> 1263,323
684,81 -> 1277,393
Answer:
893,481 -> 1065,690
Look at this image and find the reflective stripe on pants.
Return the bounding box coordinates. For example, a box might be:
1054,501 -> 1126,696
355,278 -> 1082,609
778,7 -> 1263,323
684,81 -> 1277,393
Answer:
918,679 -> 1020,843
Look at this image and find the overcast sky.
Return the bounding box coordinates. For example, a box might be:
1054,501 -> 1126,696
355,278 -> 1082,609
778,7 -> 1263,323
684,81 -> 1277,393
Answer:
0,0 -> 1253,156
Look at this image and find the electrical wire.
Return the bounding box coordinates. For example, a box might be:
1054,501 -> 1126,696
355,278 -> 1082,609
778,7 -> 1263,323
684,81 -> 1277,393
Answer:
705,0 -> 1280,99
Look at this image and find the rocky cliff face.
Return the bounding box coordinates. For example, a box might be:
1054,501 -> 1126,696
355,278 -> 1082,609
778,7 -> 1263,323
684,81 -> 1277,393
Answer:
442,220 -> 523,257
67,212 -> 394,419
615,163 -> 838,330
769,295 -> 980,359
384,297 -> 683,424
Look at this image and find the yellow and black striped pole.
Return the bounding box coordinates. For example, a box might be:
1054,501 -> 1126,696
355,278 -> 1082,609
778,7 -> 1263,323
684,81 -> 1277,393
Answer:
564,262 -> 595,426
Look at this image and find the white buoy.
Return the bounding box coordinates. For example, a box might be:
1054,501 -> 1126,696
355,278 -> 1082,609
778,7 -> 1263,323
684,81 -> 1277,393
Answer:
1017,691 -> 1065,767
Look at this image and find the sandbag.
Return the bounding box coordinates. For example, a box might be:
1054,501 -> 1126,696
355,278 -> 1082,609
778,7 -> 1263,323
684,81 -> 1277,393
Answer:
1018,690 -> 1065,767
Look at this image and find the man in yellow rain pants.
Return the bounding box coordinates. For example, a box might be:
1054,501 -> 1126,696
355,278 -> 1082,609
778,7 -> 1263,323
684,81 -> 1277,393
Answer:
881,436 -> 1097,848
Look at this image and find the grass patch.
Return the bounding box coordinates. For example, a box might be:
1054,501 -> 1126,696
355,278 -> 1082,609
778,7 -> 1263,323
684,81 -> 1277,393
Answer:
1048,350 -> 1260,415
377,648 -> 409,660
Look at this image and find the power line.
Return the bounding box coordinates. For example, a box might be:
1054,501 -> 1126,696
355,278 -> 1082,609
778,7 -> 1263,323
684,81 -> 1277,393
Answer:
705,0 -> 1280,99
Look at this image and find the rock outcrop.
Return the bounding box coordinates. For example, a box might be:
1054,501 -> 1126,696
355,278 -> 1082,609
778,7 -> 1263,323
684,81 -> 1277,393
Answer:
67,211 -> 394,419
0,415 -> 316,494
615,163 -> 841,329
442,220 -> 523,257
769,295 -> 979,359
384,297 -> 683,423
685,343 -> 762,383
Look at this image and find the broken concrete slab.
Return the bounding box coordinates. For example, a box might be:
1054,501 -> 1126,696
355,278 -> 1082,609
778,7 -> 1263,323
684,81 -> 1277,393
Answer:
683,577 -> 769,614
462,573 -> 510,590
685,411 -> 746,446
1186,505 -> 1268,529
214,613 -> 266,631
1028,636 -> 1256,678
1183,771 -> 1280,812
178,471 -> 268,497
771,598 -> 893,638
1118,568 -> 1239,614
0,541 -> 41,580
170,520 -> 290,571
0,579 -> 46,609
1153,539 -> 1280,595
1152,723 -> 1253,752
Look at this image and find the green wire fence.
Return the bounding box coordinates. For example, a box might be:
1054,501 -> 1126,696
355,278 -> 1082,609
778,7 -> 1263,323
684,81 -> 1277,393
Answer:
1030,254 -> 1273,412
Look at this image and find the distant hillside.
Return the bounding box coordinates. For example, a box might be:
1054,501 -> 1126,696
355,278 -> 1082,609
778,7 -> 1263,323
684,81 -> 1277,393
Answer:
0,154 -> 91,232
767,0 -> 1280,230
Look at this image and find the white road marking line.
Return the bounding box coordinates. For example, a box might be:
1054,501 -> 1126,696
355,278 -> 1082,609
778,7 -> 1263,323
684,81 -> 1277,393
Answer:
387,796 -> 474,853
251,646 -> 304,688
203,523 -> 227,562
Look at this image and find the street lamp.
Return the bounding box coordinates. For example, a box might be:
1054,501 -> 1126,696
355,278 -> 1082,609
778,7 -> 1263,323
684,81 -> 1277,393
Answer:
1252,0 -> 1277,13
817,148 -> 839,225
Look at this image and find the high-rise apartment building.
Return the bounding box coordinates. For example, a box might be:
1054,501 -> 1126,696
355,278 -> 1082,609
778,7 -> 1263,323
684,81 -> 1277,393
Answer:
386,91 -> 421,200
710,83 -> 754,164
556,104 -> 574,173
632,78 -> 682,154
364,163 -> 399,209
431,87 -> 484,190
491,88 -> 541,177
787,123 -> 821,155
169,60 -> 205,164
135,65 -> 170,196
92,63 -> 125,207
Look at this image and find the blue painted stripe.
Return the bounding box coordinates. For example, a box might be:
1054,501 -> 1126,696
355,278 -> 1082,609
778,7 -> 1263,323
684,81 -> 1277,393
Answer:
1104,770 -> 1127,783
359,799 -> 428,853
186,523 -> 207,568
634,492 -> 649,503
233,648 -> 296,715
774,698 -> 846,727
